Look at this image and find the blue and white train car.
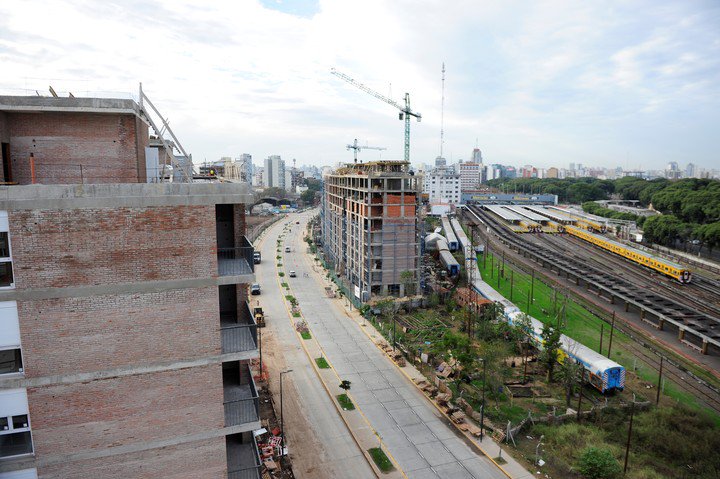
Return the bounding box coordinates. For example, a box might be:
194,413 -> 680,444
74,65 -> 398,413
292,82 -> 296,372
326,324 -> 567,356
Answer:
470,269 -> 625,393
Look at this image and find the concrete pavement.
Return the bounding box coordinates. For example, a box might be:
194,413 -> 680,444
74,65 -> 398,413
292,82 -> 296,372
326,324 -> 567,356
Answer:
254,218 -> 375,479
280,212 -> 517,479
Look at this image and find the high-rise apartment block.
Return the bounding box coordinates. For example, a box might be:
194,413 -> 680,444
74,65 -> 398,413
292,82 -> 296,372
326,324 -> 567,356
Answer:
423,168 -> 461,204
458,162 -> 482,192
322,161 -> 420,299
263,155 -> 285,189
0,96 -> 262,479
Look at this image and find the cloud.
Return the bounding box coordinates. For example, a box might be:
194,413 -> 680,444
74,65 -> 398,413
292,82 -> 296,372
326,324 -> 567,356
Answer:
0,0 -> 718,171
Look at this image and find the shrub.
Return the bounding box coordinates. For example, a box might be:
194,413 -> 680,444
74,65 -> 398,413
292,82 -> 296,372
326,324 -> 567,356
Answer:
278,272 -> 285,277
368,447 -> 393,472
577,447 -> 622,479
336,394 -> 355,410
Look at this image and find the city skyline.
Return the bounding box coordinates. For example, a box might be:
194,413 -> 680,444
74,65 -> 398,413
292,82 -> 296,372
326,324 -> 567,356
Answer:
1,1 -> 718,171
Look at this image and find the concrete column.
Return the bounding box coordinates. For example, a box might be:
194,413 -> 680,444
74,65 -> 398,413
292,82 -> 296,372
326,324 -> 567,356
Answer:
624,302 -> 630,312
640,310 -> 645,319
702,341 -> 708,355
658,319 -> 664,331
678,329 -> 685,340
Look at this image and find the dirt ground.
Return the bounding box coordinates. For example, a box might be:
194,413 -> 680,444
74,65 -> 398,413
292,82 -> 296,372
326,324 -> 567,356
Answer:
258,326 -> 338,479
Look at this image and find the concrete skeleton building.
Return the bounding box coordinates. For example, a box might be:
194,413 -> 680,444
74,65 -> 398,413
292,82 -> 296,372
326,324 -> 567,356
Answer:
0,96 -> 262,478
322,161 -> 420,299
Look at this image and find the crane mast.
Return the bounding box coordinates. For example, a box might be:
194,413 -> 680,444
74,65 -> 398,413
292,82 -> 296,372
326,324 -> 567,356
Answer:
331,68 -> 421,162
346,138 -> 386,163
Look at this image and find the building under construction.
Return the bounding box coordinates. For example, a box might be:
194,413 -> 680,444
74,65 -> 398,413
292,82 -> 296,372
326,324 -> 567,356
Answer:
321,160 -> 421,300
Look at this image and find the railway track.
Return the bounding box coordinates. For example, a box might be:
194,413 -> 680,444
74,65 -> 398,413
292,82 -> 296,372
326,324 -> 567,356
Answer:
466,205 -> 720,353
541,234 -> 720,321
461,205 -> 720,413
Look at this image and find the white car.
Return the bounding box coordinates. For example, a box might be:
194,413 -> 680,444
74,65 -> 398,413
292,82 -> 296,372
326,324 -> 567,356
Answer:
289,271 -> 297,278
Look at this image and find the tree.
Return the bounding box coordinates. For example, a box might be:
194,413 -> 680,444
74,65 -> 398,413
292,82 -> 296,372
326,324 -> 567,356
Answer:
399,270 -> 415,296
339,380 -> 352,392
577,447 -> 622,479
556,357 -> 582,407
540,323 -> 562,381
300,188 -> 316,204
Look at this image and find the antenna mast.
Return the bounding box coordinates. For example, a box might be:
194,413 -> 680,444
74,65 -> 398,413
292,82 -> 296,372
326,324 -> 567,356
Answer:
440,62 -> 445,158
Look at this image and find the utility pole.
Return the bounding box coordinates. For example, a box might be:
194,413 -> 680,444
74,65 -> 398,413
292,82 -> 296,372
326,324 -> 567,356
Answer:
530,269 -> 535,310
624,400 -> 635,474
510,270 -> 514,302
608,312 -> 616,358
280,369 -> 293,454
599,323 -> 604,354
480,358 -> 487,440
656,356 -> 664,405
576,369 -> 584,422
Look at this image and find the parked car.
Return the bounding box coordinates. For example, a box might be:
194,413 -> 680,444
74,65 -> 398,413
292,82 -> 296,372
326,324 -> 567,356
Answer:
253,252 -> 261,264
285,246 -> 291,253
250,283 -> 261,295
296,221 -> 300,224
289,271 -> 296,278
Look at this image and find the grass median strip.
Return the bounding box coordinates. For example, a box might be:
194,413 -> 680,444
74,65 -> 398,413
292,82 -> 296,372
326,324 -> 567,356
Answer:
300,331 -> 311,340
315,357 -> 330,369
368,447 -> 394,472
337,393 -> 355,411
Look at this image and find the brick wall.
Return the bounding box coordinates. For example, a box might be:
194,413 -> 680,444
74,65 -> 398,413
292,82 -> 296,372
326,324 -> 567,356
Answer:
8,205 -> 217,289
37,436 -> 227,479
27,365 -> 224,458
7,111 -> 147,184
17,286 -> 219,377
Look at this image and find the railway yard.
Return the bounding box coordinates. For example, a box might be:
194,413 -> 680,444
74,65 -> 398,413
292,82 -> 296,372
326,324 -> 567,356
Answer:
459,204 -> 720,416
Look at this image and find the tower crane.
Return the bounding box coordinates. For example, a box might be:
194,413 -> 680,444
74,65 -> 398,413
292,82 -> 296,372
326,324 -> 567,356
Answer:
346,139 -> 386,163
331,68 -> 421,162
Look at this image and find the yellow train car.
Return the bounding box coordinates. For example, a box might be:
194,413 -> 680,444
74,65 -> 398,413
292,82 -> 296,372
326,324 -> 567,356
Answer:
565,226 -> 692,283
519,220 -> 541,233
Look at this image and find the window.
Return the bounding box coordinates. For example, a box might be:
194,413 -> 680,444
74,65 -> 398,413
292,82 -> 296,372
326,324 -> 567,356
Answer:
0,348 -> 23,375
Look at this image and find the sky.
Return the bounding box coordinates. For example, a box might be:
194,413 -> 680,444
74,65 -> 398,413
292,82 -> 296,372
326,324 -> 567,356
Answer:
1,0 -> 719,172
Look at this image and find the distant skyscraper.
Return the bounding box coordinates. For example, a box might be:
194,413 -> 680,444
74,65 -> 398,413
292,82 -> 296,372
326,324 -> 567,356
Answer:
472,148 -> 482,163
264,155 -> 285,188
434,156 -> 446,167
238,153 -> 253,183
686,163 -> 697,178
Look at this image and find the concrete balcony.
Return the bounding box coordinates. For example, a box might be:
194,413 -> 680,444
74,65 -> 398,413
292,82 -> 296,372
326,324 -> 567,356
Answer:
221,302 -> 258,356
226,432 -> 262,479
217,236 -> 255,285
223,363 -> 260,431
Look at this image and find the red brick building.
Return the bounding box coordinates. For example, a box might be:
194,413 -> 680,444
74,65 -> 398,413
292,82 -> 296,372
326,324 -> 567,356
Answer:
0,97 -> 260,479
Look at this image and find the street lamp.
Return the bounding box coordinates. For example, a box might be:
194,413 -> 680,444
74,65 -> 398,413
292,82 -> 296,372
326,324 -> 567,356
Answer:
479,358 -> 487,441
280,369 -> 293,454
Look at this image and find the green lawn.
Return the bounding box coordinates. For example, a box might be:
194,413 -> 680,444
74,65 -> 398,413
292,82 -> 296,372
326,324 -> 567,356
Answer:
337,393 -> 355,410
368,447 -> 394,473
476,251 -> 712,412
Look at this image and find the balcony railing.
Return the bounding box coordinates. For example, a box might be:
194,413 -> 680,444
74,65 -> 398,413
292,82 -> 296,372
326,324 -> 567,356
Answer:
218,236 -> 254,276
227,434 -> 262,479
221,303 -> 257,354
224,366 -> 259,427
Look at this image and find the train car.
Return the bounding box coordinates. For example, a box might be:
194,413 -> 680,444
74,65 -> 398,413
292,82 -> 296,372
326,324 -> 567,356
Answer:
437,237 -> 460,276
441,215 -> 459,251
566,225 -> 692,283
519,220 -> 541,233
504,308 -> 625,393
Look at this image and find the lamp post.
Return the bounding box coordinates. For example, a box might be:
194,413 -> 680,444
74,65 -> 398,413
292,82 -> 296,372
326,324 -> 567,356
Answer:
280,369 -> 293,454
479,358 -> 487,441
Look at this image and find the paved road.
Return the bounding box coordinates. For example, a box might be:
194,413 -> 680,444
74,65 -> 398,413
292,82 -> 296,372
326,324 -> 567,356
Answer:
255,218 -> 374,479
282,212 -> 508,479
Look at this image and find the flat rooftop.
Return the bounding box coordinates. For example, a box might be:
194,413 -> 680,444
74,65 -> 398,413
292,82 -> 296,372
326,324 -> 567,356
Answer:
0,95 -> 141,116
